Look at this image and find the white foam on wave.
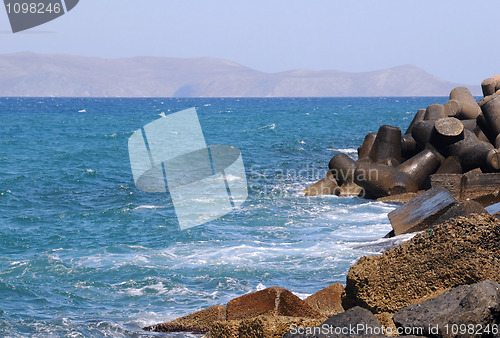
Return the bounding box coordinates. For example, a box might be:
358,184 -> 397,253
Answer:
259,123 -> 276,130
256,282 -> 266,291
190,198 -> 216,204
122,283 -> 219,304
293,291 -> 312,300
327,147 -> 357,154
133,205 -> 167,210
126,245 -> 150,250
224,174 -> 243,182
123,282 -> 170,297
127,311 -> 177,329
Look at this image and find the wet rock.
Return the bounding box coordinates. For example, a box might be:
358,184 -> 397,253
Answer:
143,305 -> 226,333
337,181 -> 364,197
397,149 -> 441,190
401,134 -> 418,159
342,213 -> 500,314
388,187 -> 457,236
357,132 -> 377,159
354,162 -> 418,198
226,286 -> 321,321
329,153 -> 357,186
304,282 -> 345,318
393,280 -> 500,338
302,170 -> 339,196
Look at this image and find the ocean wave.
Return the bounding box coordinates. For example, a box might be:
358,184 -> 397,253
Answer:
133,205 -> 167,210
258,123 -> 276,130
327,147 -> 357,154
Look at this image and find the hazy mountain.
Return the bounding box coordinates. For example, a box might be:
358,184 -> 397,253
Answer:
0,52 -> 480,97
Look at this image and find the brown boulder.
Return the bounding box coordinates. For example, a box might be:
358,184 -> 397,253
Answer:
283,306 -> 385,338
342,213 -> 500,314
432,200 -> 487,225
304,282 -> 344,317
143,305 -> 226,333
210,316 -> 323,338
226,286 -> 321,321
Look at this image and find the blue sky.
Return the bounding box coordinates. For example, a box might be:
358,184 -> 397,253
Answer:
1,0 -> 498,85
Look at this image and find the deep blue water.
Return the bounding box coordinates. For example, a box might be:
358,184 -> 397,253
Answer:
0,97 -> 446,337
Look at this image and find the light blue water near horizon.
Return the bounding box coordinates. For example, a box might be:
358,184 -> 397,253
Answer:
0,97 -> 447,337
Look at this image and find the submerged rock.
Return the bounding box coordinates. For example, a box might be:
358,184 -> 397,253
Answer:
343,213 -> 500,314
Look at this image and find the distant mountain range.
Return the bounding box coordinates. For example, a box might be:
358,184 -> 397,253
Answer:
0,52 -> 480,97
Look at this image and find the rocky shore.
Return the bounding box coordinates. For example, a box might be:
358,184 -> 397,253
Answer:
144,77 -> 500,337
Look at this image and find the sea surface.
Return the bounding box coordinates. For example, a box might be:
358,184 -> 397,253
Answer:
0,97 -> 447,337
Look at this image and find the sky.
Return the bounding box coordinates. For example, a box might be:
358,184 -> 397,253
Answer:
1,0 -> 499,85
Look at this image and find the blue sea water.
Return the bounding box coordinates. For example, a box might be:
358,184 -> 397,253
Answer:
0,97 -> 447,337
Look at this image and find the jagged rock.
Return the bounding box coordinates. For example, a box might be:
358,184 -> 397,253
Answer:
432,200 -> 487,225
388,187 -> 457,235
282,306 -> 385,338
304,282 -> 345,317
143,305 -> 226,333
343,214 -> 500,314
211,316 -> 323,338
393,280 -> 500,338
226,286 -> 321,321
